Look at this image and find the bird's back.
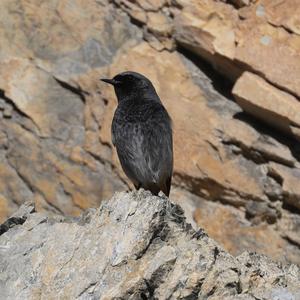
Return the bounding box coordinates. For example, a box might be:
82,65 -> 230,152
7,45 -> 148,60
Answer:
112,99 -> 173,196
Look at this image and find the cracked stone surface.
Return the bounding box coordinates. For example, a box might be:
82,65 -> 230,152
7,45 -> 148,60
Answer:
1,190 -> 300,299
0,0 -> 300,266
0,0 -> 139,218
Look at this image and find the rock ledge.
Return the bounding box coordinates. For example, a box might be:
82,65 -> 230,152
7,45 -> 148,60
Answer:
0,190 -> 299,299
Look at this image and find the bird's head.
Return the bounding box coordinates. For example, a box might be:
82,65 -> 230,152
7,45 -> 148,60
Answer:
101,71 -> 159,103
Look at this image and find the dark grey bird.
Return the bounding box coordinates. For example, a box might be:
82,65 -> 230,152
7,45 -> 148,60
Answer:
101,71 -> 173,196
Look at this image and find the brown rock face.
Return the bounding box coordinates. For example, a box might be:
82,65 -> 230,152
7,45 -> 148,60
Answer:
174,0 -> 300,99
0,0 -> 141,218
233,72 -> 300,140
193,200 -> 299,264
1,0 -> 300,268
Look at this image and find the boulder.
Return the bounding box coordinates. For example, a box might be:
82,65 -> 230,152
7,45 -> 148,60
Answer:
0,0 -> 300,267
1,190 -> 300,299
233,72 -> 300,140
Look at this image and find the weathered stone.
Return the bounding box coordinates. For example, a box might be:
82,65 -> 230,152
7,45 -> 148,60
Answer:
233,72 -> 300,140
114,0 -> 148,24
174,0 -> 241,80
0,0 -> 140,70
193,199 -> 300,265
268,162 -> 300,210
0,0 -> 139,221
223,119 -> 297,167
263,0 -> 300,35
1,190 -> 299,299
235,21 -> 300,99
0,58 -> 84,138
245,201 -> 279,224
147,12 -> 172,36
174,0 -> 300,100
0,201 -> 34,235
0,0 -> 300,270
139,0 -> 166,11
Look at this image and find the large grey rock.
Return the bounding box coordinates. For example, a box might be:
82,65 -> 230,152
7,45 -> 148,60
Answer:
1,190 -> 299,299
0,0 -> 300,269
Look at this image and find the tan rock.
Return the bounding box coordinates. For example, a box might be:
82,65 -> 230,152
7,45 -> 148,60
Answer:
174,0 -> 300,99
0,151 -> 33,220
262,0 -> 300,35
193,200 -> 300,265
0,194 -> 12,223
137,0 -> 166,11
115,0 -> 148,24
268,162 -> 300,210
3,121 -> 125,217
224,119 -> 296,167
235,21 -> 300,98
0,0 -> 140,77
175,1 -> 238,59
117,0 -> 166,15
0,0 -> 139,221
0,58 -> 83,137
174,0 -> 241,80
233,72 -> 300,140
147,12 -> 172,36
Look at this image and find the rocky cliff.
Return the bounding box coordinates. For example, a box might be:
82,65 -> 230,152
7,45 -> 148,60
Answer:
1,190 -> 300,299
0,0 -> 300,266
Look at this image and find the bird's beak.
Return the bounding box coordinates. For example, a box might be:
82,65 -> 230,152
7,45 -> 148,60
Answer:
101,78 -> 119,85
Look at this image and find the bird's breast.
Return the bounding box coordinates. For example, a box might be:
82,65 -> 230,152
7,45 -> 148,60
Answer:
115,100 -> 168,125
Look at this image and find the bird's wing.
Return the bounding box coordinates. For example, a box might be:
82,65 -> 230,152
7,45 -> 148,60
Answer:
112,121 -> 148,186
112,105 -> 173,191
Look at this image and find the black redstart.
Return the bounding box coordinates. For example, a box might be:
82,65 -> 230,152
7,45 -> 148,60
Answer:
101,71 -> 173,196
